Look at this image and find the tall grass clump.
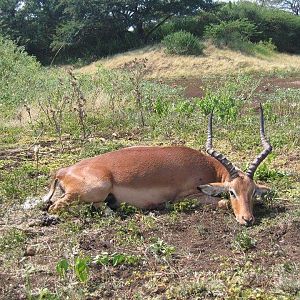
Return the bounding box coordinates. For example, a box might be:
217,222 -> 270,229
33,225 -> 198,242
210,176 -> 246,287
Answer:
162,31 -> 204,55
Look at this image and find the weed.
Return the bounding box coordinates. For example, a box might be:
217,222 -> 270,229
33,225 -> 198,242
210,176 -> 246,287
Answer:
166,281 -> 207,299
198,74 -> 257,122
56,258 -> 69,279
115,219 -> 144,246
275,263 -> 300,296
118,202 -> 139,216
233,230 -> 256,252
94,252 -> 141,267
123,58 -> 149,126
68,69 -> 88,139
148,238 -> 176,259
56,255 -> 90,284
167,198 -> 199,213
254,163 -> 285,182
35,288 -> 60,300
74,255 -> 90,283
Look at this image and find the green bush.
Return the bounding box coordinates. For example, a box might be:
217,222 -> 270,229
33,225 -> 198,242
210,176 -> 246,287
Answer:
217,2 -> 300,53
204,18 -> 277,56
152,13 -> 219,41
0,35 -> 41,111
162,31 -> 204,55
204,18 -> 257,49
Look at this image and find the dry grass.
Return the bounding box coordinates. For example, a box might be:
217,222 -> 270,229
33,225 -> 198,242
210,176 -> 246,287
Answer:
77,44 -> 300,79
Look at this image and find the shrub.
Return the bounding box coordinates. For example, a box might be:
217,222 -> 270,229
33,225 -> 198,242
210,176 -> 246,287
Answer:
217,2 -> 300,53
152,13 -> 219,41
0,35 -> 41,112
162,31 -> 204,55
204,18 -> 257,49
233,230 -> 256,252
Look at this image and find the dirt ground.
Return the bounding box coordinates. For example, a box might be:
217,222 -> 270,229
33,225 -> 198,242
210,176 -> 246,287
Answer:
166,76 -> 300,98
0,200 -> 299,299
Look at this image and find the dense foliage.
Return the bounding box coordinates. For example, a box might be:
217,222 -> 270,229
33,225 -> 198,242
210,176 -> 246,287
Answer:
0,36 -> 41,111
217,2 -> 300,53
0,0 -> 213,63
0,1 -> 299,63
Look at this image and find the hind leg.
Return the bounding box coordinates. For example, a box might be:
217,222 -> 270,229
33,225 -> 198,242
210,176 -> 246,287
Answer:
48,193 -> 77,214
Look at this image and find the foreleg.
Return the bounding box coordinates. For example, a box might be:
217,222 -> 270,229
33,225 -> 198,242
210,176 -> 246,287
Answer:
184,193 -> 230,209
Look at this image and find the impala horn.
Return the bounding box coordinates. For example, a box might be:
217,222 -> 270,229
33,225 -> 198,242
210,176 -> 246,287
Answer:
206,112 -> 239,179
246,103 -> 272,179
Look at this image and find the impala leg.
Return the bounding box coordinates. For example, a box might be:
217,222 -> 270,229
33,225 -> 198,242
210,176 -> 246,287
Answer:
48,193 -> 77,214
184,193 -> 230,210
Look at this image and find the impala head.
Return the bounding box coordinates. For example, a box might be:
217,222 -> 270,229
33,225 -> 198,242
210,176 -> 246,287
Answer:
199,104 -> 272,226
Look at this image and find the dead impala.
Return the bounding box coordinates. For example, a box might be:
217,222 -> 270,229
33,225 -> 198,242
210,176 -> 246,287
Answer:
44,104 -> 272,226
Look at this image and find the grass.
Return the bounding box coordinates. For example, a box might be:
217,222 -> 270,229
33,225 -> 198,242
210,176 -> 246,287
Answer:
77,43 -> 300,79
0,44 -> 300,299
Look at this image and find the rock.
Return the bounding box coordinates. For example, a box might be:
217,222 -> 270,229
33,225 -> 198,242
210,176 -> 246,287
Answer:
28,220 -> 40,227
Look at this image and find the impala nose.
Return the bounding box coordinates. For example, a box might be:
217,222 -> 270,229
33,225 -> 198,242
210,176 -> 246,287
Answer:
242,216 -> 254,227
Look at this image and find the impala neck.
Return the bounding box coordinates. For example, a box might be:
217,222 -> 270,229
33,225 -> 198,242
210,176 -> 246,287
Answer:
209,157 -> 232,183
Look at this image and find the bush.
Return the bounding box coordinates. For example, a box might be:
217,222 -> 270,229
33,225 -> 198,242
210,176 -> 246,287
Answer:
217,2 -> 300,53
162,31 -> 204,55
152,13 -> 219,41
204,18 -> 257,49
0,35 -> 41,112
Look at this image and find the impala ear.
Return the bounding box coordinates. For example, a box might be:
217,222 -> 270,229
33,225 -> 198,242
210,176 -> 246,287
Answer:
198,182 -> 228,196
255,184 -> 270,196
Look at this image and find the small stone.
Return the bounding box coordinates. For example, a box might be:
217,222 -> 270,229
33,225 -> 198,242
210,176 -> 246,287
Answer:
24,246 -> 36,256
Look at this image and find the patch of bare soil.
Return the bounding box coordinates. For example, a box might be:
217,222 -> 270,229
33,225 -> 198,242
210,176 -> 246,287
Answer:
165,76 -> 300,98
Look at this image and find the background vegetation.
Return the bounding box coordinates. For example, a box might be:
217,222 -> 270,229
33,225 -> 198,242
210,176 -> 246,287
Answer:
1,1 -> 300,63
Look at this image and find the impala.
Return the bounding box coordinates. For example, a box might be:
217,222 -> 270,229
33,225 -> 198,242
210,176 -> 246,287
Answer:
44,104 -> 272,226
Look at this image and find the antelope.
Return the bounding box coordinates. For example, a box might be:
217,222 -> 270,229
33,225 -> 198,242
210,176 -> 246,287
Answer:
44,104 -> 272,226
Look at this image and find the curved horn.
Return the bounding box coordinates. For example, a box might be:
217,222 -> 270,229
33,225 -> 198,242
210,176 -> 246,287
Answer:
206,112 -> 239,179
246,103 -> 272,179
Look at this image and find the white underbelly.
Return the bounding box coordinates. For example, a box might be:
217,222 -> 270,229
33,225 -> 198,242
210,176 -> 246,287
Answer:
112,186 -> 175,208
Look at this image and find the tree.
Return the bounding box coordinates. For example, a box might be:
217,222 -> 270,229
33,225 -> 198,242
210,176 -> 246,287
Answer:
0,0 -> 63,62
278,0 -> 300,15
51,0 -> 213,57
257,0 -> 300,15
0,0 -> 214,61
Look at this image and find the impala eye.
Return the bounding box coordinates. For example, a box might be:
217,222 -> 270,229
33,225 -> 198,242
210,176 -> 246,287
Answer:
229,190 -> 236,198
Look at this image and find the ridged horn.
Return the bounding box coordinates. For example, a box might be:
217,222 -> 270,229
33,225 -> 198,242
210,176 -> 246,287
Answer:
246,103 -> 272,179
206,112 -> 239,179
